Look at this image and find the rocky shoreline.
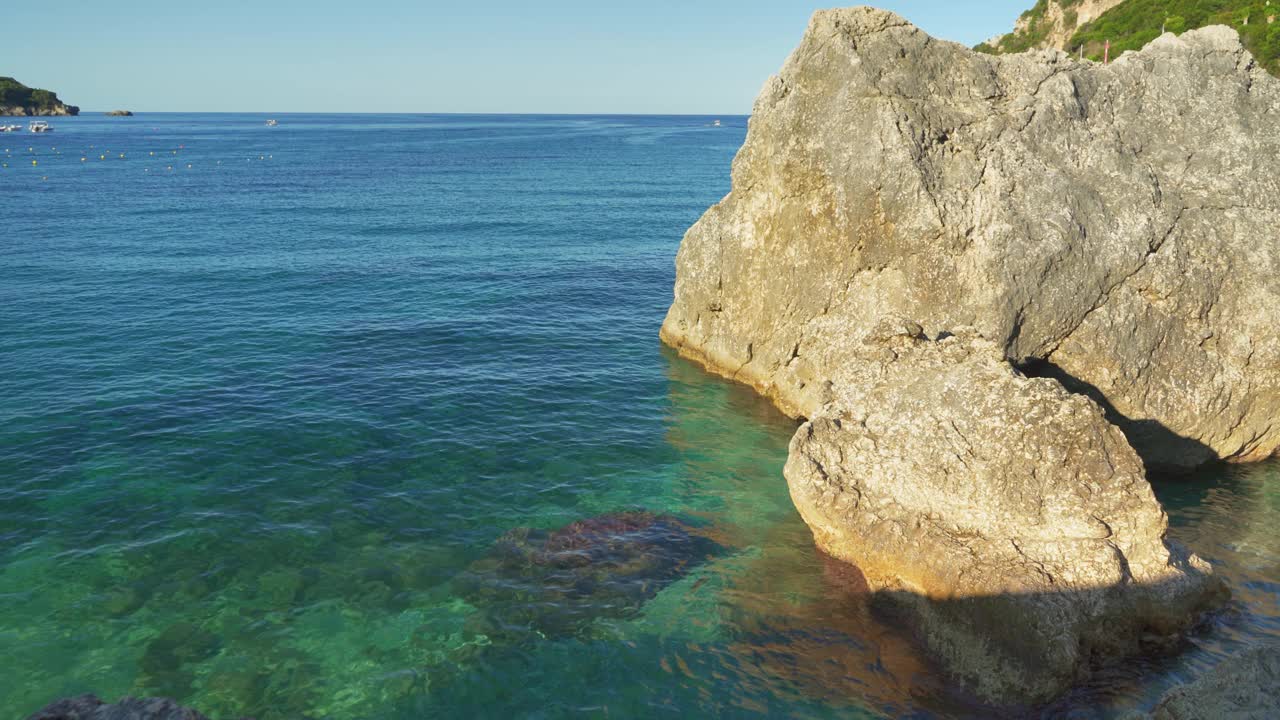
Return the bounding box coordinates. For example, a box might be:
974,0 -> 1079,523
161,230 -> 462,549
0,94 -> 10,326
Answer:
0,104 -> 78,116
662,6 -> 1279,706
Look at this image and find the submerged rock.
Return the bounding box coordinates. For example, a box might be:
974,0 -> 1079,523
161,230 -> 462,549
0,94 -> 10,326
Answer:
1149,642 -> 1280,719
659,5 -> 1268,704
661,9 -> 1280,469
139,621 -> 222,697
456,511 -> 720,638
27,694 -> 251,720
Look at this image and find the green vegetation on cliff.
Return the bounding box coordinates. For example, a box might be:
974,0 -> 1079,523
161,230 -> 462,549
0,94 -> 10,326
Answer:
1070,0 -> 1280,70
976,0 -> 1067,54
0,76 -> 76,114
978,0 -> 1280,74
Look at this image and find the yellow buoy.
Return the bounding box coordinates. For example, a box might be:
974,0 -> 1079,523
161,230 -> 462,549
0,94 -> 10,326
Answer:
150,151 -> 155,156
100,155 -> 106,160
81,157 -> 86,162
32,160 -> 37,166
119,153 -> 125,159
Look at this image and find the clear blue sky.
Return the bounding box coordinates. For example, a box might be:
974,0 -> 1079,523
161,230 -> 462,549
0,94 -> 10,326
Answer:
6,2 -> 1031,113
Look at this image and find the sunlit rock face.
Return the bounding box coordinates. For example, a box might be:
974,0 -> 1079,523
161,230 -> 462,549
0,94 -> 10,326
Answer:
783,325 -> 1222,703
657,5 -> 1274,703
660,8 -> 1280,469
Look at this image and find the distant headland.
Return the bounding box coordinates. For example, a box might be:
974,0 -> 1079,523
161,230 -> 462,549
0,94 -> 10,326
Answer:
0,76 -> 78,116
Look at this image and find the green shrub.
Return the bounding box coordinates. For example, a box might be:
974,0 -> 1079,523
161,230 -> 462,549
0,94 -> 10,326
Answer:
0,77 -> 65,111
977,0 -> 1280,74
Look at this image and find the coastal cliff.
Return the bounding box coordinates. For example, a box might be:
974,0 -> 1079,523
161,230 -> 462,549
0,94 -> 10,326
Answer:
978,0 -> 1125,53
0,77 -> 79,116
662,6 -> 1279,704
980,0 -> 1280,73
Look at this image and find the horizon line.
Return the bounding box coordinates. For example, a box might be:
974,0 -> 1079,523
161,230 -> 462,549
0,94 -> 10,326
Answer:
66,110 -> 754,117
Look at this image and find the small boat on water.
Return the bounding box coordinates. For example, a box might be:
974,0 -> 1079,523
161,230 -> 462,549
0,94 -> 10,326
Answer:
28,121 -> 52,133
265,119 -> 279,127
712,119 -> 722,127
0,123 -> 21,133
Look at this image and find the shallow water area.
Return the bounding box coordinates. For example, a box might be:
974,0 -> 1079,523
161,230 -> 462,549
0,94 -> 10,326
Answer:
1,114 -> 1277,719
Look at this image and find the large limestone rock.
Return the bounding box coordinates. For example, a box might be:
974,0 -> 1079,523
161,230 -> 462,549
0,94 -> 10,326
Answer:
783,324 -> 1220,702
660,8 -> 1280,469
658,5 -> 1260,704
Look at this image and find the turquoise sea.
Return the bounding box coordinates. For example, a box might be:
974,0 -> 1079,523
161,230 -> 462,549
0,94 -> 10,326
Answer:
2,114 -> 1277,719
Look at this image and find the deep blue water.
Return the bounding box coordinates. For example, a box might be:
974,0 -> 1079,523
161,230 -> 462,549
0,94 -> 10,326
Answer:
1,114 -> 1276,719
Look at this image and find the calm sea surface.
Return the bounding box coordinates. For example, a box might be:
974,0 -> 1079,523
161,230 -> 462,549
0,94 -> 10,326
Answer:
1,114 -> 1277,719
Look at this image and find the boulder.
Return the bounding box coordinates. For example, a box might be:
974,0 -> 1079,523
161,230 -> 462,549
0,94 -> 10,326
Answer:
660,8 -> 1280,470
1150,642 -> 1280,719
783,324 -> 1221,703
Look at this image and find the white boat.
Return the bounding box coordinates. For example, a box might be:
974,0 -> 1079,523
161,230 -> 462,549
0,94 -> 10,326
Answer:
712,119 -> 722,127
0,123 -> 21,133
28,120 -> 52,133
265,119 -> 279,127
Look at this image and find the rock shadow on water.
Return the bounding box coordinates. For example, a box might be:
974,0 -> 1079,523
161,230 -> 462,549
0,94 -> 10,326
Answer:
454,511 -> 723,642
829,556 -> 1229,717
718,545 -> 1237,718
718,547 -> 986,719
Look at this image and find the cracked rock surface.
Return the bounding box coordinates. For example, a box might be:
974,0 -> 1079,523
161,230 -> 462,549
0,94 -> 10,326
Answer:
661,7 -> 1280,469
783,324 -> 1220,703
658,6 -> 1263,704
